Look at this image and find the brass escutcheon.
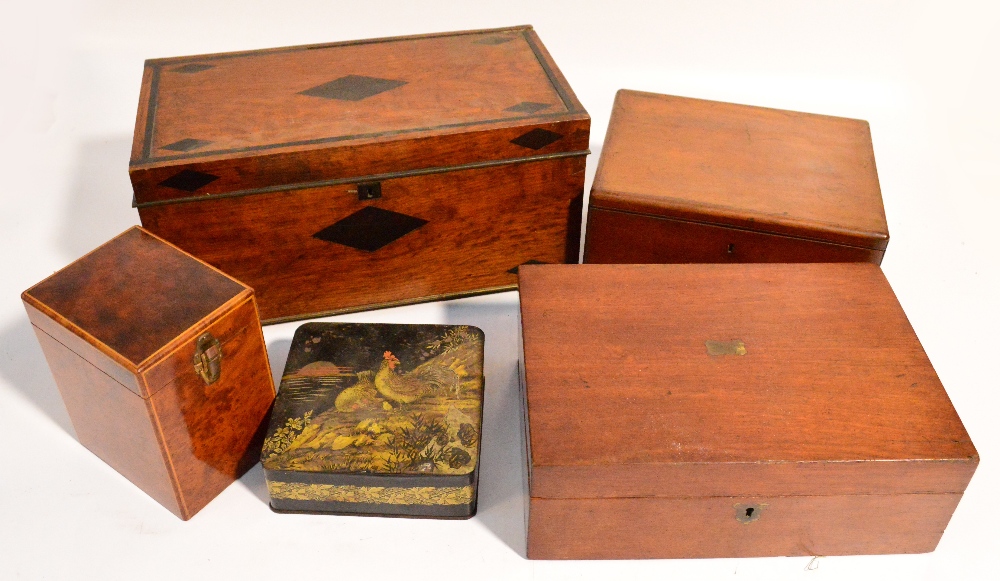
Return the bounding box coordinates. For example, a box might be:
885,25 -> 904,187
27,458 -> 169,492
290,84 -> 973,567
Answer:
192,332 -> 222,385
706,339 -> 747,356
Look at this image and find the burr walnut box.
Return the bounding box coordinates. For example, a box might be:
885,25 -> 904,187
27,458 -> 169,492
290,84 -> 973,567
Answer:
518,263 -> 977,560
22,227 -> 276,520
129,26 -> 590,324
262,323 -> 484,518
584,90 -> 889,265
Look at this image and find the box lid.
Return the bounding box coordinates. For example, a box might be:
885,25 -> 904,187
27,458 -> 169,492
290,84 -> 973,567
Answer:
518,264 -> 976,500
590,90 -> 889,251
262,323 -> 484,488
130,26 -> 589,207
22,227 -> 250,397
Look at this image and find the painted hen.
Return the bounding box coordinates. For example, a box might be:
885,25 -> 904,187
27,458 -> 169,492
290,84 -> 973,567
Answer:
334,370 -> 381,412
375,351 -> 460,405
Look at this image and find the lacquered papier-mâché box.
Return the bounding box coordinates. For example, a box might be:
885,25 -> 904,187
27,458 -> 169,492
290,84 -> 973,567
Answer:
262,323 -> 485,518
130,26 -> 589,323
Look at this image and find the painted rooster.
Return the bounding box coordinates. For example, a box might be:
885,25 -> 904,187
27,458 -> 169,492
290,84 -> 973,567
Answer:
375,351 -> 460,405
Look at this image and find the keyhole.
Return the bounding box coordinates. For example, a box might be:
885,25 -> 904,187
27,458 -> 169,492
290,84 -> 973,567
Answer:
727,243 -> 735,254
735,503 -> 763,523
357,182 -> 382,201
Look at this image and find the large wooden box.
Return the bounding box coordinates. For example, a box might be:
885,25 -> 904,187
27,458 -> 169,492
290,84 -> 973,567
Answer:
129,26 -> 590,324
262,323 -> 485,518
518,263 -> 976,559
22,227 -> 276,520
584,90 -> 888,264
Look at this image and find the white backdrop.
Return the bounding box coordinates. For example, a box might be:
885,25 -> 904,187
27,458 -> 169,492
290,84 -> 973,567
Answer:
1,2 -> 997,579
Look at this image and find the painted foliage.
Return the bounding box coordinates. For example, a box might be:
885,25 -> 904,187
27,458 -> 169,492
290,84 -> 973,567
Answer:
262,323 -> 484,476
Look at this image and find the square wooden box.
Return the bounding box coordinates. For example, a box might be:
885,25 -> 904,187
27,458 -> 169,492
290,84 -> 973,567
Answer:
130,26 -> 590,324
584,90 -> 889,264
518,263 -> 976,559
22,227 -> 276,520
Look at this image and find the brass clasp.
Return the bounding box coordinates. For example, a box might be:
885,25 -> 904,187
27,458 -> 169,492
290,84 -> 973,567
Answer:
192,332 -> 222,385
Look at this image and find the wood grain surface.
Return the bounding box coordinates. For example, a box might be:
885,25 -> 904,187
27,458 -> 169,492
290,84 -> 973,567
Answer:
27,319 -> 182,517
527,493 -> 965,559
129,26 -> 589,204
141,156 -> 587,323
584,207 -> 884,264
130,27 -> 589,322
22,227 -> 275,520
144,296 -> 275,519
24,228 -> 245,367
518,263 -> 976,559
584,89 -> 888,263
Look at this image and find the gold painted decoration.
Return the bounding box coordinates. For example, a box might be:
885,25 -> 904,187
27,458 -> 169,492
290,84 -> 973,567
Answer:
267,482 -> 475,506
262,324 -> 484,477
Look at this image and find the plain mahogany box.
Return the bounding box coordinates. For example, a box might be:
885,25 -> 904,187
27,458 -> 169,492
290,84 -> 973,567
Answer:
584,90 -> 889,265
518,263 -> 976,560
22,227 -> 276,520
129,25 -> 590,324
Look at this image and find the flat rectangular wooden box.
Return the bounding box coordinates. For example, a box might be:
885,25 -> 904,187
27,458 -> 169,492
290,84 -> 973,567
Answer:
130,26 -> 590,324
584,90 -> 889,265
22,227 -> 276,520
518,263 -> 976,559
262,323 -> 485,518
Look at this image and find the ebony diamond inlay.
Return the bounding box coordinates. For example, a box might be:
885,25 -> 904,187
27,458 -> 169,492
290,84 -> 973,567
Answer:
510,128 -> 563,150
314,206 -> 428,252
158,170 -> 220,192
507,260 -> 547,275
475,36 -> 516,45
504,101 -> 553,114
299,75 -> 408,102
161,138 -> 213,152
172,63 -> 215,74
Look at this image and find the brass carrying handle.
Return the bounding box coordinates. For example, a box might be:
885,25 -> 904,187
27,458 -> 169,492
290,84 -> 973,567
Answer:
192,332 -> 222,385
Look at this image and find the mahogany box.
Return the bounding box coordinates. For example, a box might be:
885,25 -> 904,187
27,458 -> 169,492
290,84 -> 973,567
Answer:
262,323 -> 484,518
129,26 -> 590,324
518,263 -> 976,559
584,90 -> 889,265
22,227 -> 276,520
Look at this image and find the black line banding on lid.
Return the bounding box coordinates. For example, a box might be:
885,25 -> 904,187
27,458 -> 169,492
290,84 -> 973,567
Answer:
520,29 -> 578,114
140,63 -> 161,161
137,27 -> 580,163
